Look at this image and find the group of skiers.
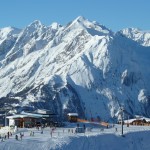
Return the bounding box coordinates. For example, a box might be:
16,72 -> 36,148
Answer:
0,123 -> 88,142
0,131 -> 24,142
0,131 -> 13,142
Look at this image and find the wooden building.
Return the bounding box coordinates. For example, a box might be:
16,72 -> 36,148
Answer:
124,117 -> 150,126
6,113 -> 49,128
67,113 -> 78,122
6,109 -> 63,127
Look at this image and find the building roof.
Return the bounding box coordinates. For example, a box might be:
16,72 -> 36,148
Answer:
6,112 -> 49,119
67,113 -> 78,116
124,117 -> 150,123
6,114 -> 28,119
21,111 -> 49,118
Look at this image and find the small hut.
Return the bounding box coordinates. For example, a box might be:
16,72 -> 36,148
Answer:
67,113 -> 78,122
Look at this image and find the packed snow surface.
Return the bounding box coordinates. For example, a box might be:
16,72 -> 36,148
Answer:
0,123 -> 150,150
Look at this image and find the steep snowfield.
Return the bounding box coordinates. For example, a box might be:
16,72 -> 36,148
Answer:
0,16 -> 150,121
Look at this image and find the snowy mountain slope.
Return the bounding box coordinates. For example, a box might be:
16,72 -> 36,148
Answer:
120,28 -> 150,46
0,16 -> 150,121
0,27 -> 21,63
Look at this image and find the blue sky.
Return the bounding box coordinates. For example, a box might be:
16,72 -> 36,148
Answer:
0,0 -> 150,31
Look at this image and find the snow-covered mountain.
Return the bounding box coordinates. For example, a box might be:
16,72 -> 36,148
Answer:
0,16 -> 150,122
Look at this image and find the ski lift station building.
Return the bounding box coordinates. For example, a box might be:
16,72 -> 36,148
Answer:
6,109 -> 57,128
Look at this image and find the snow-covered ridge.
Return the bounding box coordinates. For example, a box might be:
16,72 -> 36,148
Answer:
0,16 -> 150,121
0,27 -> 21,44
120,28 -> 150,46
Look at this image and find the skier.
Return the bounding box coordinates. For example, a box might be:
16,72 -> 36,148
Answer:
20,133 -> 23,140
83,124 -> 86,131
7,132 -> 10,139
41,130 -> 43,134
15,135 -> 18,140
30,131 -> 32,136
50,130 -> 52,137
115,128 -> 117,132
32,131 -> 34,136
10,132 -> 12,136
4,135 -> 7,140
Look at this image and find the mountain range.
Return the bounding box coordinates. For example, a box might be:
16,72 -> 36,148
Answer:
0,16 -> 150,122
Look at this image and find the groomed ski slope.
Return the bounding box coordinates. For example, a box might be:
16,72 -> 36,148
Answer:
0,124 -> 150,150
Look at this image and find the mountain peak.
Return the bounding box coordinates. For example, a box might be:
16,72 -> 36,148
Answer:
32,20 -> 42,25
67,16 -> 112,36
50,22 -> 62,30
0,26 -> 21,40
27,20 -> 43,29
0,26 -> 20,33
75,16 -> 86,22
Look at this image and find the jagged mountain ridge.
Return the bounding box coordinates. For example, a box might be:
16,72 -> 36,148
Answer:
0,16 -> 150,121
120,28 -> 150,47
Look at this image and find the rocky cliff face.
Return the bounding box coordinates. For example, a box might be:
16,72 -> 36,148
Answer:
0,16 -> 150,121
